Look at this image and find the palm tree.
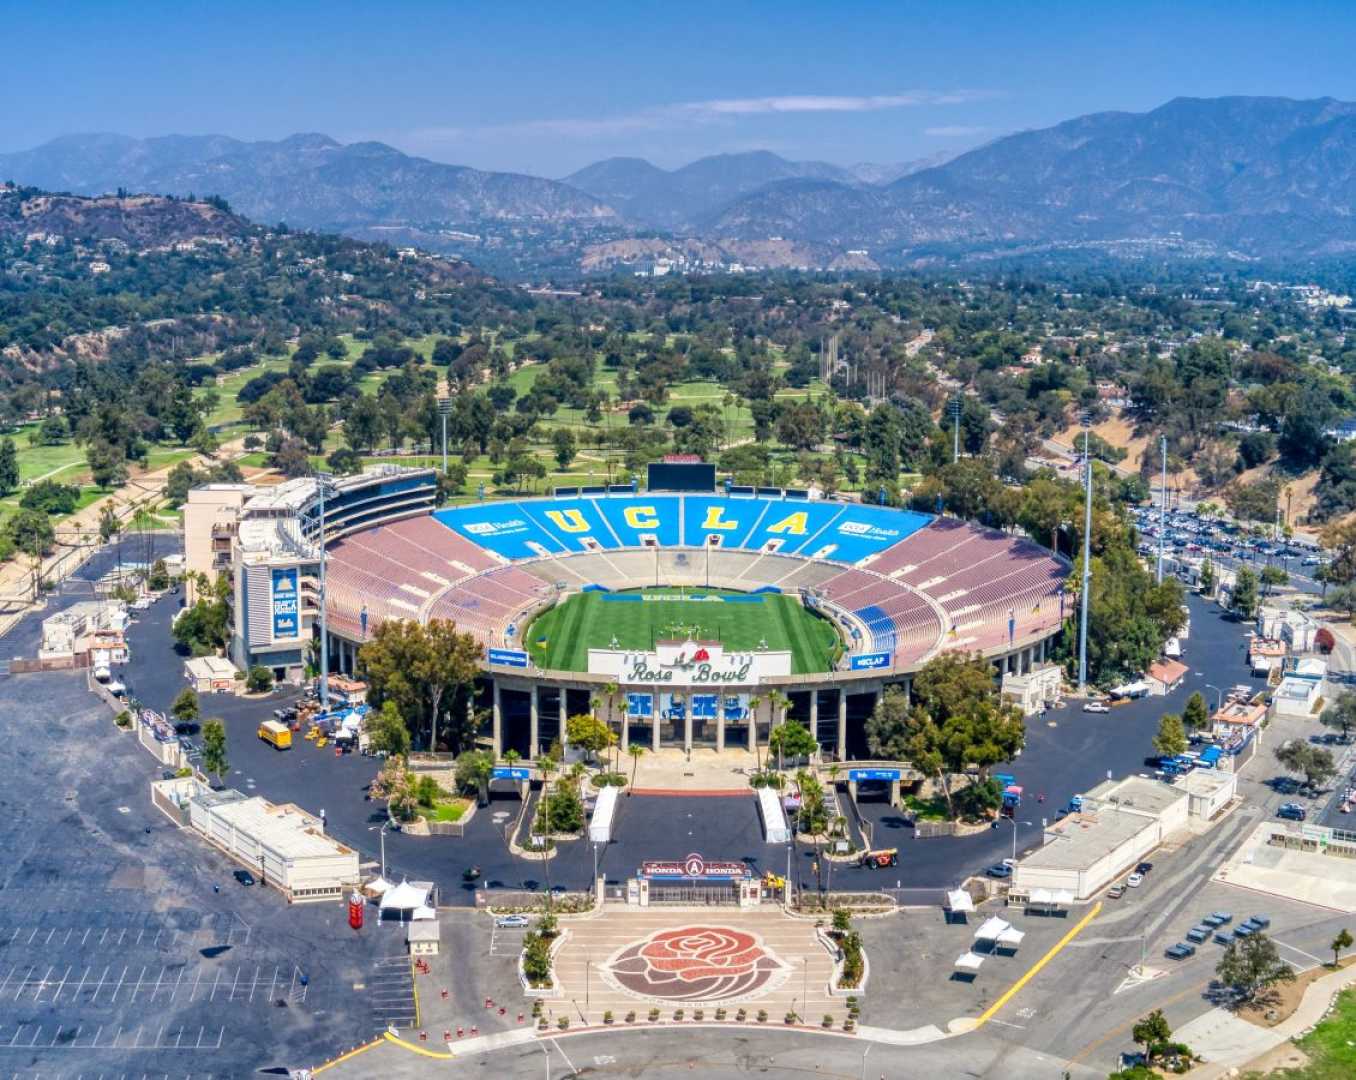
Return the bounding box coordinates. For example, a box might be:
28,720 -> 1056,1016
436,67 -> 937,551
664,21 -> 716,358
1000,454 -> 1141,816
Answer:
749,694 -> 765,774
627,744 -> 645,794
503,748 -> 521,769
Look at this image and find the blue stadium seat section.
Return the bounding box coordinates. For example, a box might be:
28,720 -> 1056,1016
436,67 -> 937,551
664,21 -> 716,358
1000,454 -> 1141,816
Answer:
530,497 -> 620,551
433,503 -> 566,560
435,495 -> 933,564
596,495 -> 683,547
856,604 -> 898,656
683,496 -> 764,548
743,499 -> 845,554
814,504 -> 932,563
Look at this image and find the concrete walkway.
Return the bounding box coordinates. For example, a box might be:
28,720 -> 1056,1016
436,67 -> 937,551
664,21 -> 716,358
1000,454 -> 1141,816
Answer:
1180,962 -> 1356,1078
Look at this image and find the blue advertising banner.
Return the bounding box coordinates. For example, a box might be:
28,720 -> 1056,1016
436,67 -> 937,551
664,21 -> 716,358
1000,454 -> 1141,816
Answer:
487,648 -> 529,668
848,768 -> 901,782
492,766 -> 531,781
849,651 -> 891,670
723,694 -> 747,720
627,692 -> 654,718
691,694 -> 719,718
271,567 -> 299,639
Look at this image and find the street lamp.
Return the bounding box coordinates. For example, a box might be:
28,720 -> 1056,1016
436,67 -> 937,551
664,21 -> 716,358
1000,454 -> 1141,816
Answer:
1077,414 -> 1093,695
437,397 -> 453,476
1204,683 -> 1224,713
311,471 -> 339,711
369,822 -> 389,880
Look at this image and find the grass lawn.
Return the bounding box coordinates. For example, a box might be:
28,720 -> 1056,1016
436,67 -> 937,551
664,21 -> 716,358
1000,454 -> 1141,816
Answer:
426,798 -> 471,823
1282,986 -> 1356,1078
523,586 -> 840,675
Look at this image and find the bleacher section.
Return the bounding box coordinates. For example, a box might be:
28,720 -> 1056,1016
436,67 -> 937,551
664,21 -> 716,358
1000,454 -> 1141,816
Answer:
327,493 -> 1066,671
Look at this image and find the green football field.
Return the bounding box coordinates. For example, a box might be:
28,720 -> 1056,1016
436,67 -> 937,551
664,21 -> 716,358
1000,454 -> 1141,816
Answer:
523,587 -> 841,674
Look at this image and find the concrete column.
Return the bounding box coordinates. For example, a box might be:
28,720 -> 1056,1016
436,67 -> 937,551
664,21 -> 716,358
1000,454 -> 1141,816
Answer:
651,693 -> 661,752
621,707 -> 630,750
559,689 -> 568,753
836,689 -> 848,761
528,687 -> 539,760
748,702 -> 757,754
492,681 -> 503,758
683,691 -> 692,752
716,696 -> 726,753
809,691 -> 819,746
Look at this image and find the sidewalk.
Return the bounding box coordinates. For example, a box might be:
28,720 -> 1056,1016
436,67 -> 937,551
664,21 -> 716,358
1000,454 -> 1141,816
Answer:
1181,962 -> 1356,1077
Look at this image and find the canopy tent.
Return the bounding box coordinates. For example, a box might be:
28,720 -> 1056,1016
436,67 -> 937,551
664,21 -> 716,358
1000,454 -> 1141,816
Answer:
994,926 -> 1025,947
411,905 -> 437,921
365,876 -> 392,896
954,951 -> 985,971
973,916 -> 1011,941
380,881 -> 431,911
1027,887 -> 1074,907
945,888 -> 976,914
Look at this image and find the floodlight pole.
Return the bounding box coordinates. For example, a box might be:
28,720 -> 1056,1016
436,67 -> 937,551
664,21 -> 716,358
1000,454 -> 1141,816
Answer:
314,472 -> 336,711
949,397 -> 962,463
438,397 -> 453,475
1078,417 -> 1092,696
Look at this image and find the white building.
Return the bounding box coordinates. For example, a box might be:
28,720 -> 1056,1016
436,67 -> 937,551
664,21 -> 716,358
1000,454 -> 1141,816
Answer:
1011,777 -> 1189,901
184,655 -> 240,694
1001,664 -> 1063,716
187,789 -> 359,902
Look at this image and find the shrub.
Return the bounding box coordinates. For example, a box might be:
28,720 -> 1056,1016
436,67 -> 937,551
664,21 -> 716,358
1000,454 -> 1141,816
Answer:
693,1009 -> 703,1021
603,1010 -> 614,1024
114,710 -> 132,728
557,1017 -> 569,1030
736,1008 -> 747,1022
521,931 -> 553,986
822,1014 -> 834,1028
757,1009 -> 767,1023
245,666 -> 273,693
715,1007 -> 726,1020
673,1009 -> 684,1021
648,1007 -> 660,1022
625,1010 -> 636,1023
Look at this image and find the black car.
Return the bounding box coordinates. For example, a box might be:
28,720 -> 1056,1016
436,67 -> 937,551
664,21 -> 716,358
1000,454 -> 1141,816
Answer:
233,869 -> 256,887
1136,862 -> 1154,876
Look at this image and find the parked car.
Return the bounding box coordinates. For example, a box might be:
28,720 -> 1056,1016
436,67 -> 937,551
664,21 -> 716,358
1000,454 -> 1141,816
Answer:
1083,700 -> 1111,713
1246,914 -> 1271,930
1233,923 -> 1256,939
1135,862 -> 1154,876
105,679 -> 126,696
1203,912 -> 1233,928
985,863 -> 1013,879
1164,943 -> 1196,960
1126,872 -> 1145,888
1214,931 -> 1234,945
495,914 -> 530,929
233,869 -> 255,887
1107,883 -> 1126,899
1278,803 -> 1307,821
1185,925 -> 1212,944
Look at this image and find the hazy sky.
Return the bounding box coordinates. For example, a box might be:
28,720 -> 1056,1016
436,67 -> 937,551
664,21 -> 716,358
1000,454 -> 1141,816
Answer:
6,0 -> 1356,175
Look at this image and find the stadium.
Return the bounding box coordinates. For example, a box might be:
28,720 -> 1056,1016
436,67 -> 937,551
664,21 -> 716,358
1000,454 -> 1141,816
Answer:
247,462 -> 1072,762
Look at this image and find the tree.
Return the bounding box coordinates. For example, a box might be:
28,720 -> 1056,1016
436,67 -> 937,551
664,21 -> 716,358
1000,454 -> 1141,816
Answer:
326,447 -> 363,475
358,619 -> 483,751
245,666 -> 273,693
1230,567 -> 1259,619
1198,556 -> 1215,596
1260,565 -> 1289,595
551,428 -> 576,470
776,402 -> 825,452
767,721 -> 818,770
7,509 -> 56,557
865,686 -> 912,759
1331,928 -> 1353,967
170,688 -> 200,730
201,718 -> 229,787
1329,583 -> 1356,621
627,744 -> 645,793
98,502 -> 121,544
1322,692 -> 1356,743
1215,933 -> 1295,1003
565,713 -> 613,764
455,749 -> 495,806
0,437 -> 17,495
1152,713 -> 1188,758
366,700 -> 412,759
1130,1009 -> 1173,1064
1275,741 -> 1337,793
86,438 -> 129,490
1182,692 -> 1210,732
270,437 -> 311,479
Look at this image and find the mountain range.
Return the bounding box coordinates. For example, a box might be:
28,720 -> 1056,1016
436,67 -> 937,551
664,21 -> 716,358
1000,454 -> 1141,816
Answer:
5,97 -> 1356,271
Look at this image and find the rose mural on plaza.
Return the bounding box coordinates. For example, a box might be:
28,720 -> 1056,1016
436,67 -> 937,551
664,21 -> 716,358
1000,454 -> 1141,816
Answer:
604,926 -> 787,1002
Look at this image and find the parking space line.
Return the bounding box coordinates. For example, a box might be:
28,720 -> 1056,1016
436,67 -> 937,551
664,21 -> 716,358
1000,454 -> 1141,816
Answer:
89,966 -> 108,1003
109,966 -> 127,1003
1276,939 -> 1323,964
230,968 -> 240,1001
12,966 -> 33,1001
71,967 -> 88,1002
31,965 -> 53,1001
49,965 -> 71,1004
26,930 -> 36,945
151,966 -> 164,999
0,967 -> 16,997
191,968 -> 202,1001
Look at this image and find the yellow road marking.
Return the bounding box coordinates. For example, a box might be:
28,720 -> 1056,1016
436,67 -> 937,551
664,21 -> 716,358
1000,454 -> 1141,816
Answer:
383,1030 -> 455,1059
976,901 -> 1102,1026
311,1037 -> 384,1074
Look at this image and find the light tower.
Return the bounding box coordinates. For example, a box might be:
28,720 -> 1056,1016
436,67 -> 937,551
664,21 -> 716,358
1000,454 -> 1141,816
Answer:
948,396 -> 962,463
1156,434 -> 1167,585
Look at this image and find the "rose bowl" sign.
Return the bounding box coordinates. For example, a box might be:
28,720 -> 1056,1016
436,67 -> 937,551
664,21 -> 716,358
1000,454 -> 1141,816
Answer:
588,639 -> 791,686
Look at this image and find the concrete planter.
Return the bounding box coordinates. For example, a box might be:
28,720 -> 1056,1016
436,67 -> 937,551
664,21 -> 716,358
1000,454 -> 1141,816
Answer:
518,930 -> 569,998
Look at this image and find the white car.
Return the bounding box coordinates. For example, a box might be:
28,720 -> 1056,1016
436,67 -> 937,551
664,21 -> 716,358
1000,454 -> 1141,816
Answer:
1083,700 -> 1111,713
105,679 -> 126,696
494,914 -> 530,928
1126,873 -> 1145,888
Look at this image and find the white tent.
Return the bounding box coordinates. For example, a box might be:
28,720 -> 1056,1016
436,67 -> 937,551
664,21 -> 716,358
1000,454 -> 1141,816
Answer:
366,876 -> 392,895
411,905 -> 437,921
995,926 -> 1025,947
380,880 -> 430,911
954,951 -> 985,971
973,916 -> 1011,941
946,888 -> 976,913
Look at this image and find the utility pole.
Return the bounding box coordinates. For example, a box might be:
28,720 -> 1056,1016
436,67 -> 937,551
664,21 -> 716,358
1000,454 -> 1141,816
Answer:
1078,416 -> 1093,696
1157,435 -> 1167,585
